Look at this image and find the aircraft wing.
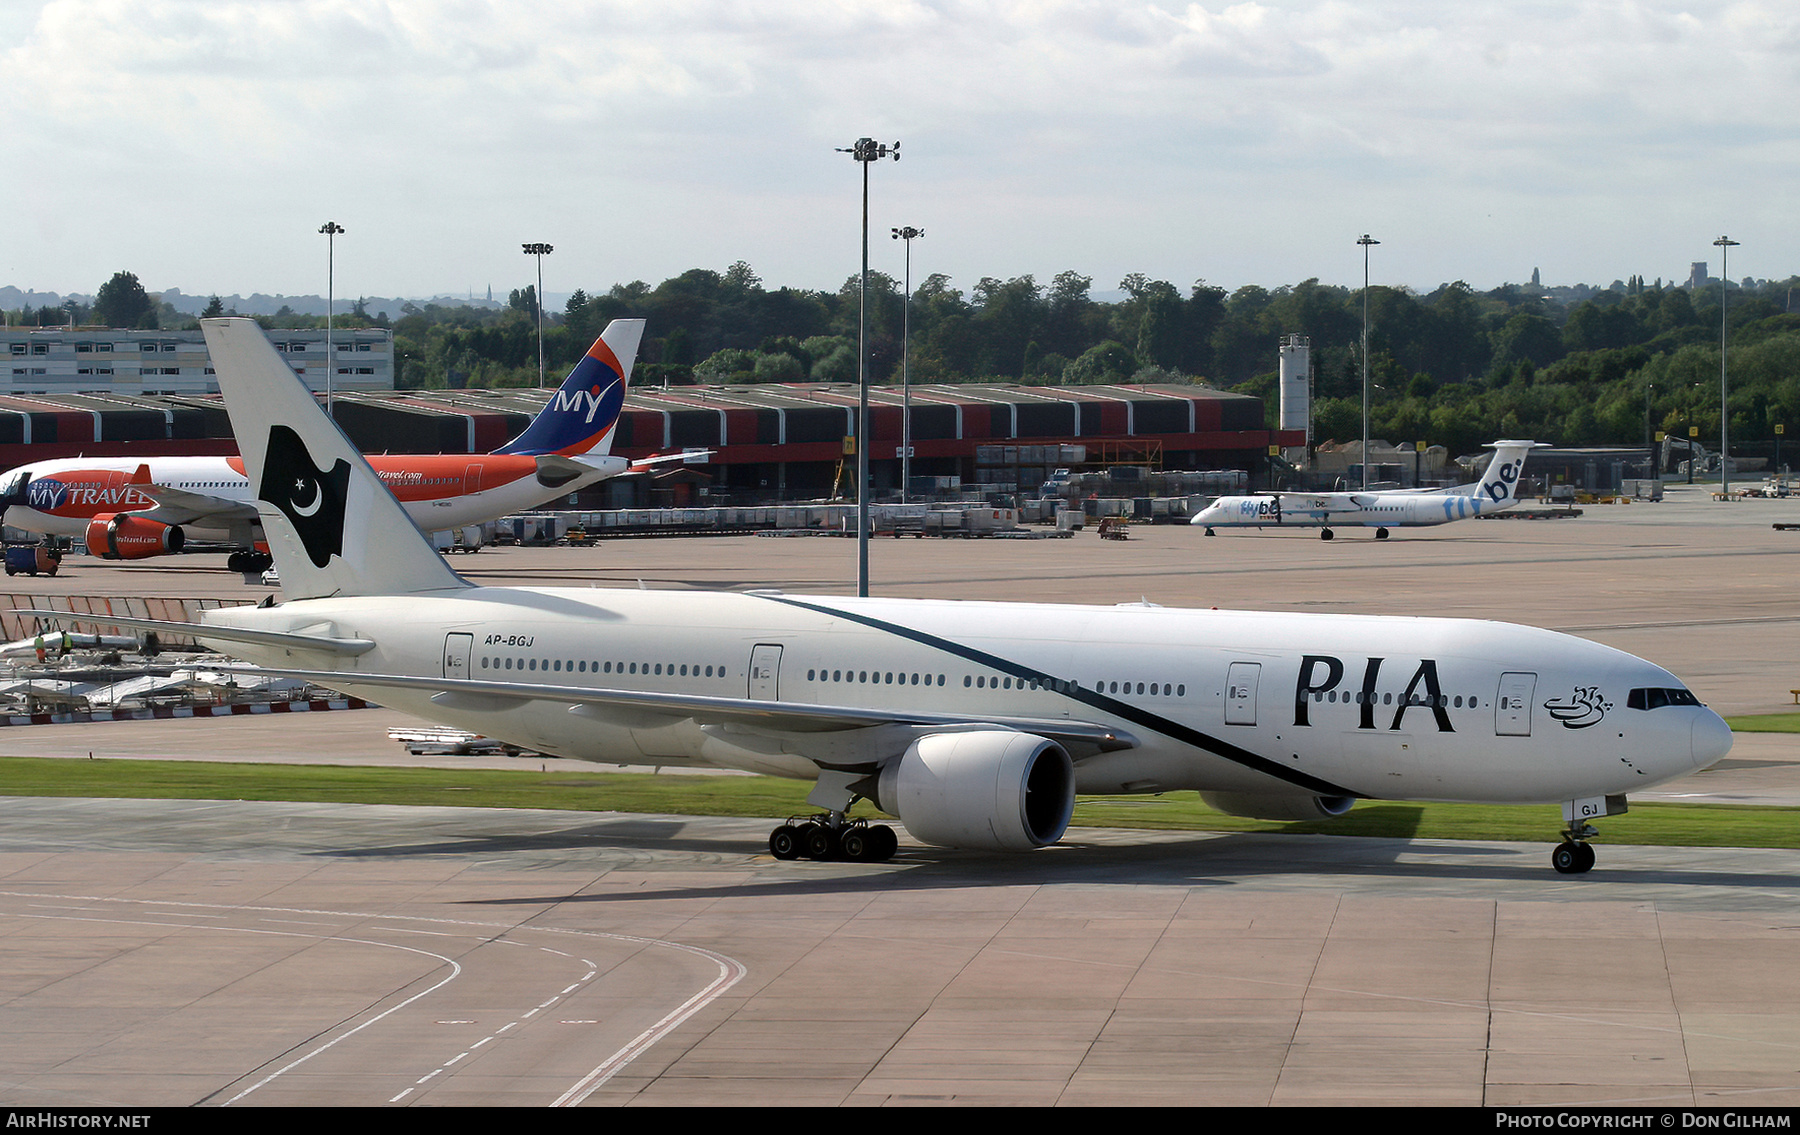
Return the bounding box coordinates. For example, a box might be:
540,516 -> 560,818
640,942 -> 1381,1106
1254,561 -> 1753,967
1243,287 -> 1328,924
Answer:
133,482 -> 261,526
201,664 -> 1140,764
1274,493 -> 1364,515
631,450 -> 712,469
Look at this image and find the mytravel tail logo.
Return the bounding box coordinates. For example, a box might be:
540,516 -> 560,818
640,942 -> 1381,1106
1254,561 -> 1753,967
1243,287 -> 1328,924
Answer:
496,333 -> 630,456
551,377 -> 623,426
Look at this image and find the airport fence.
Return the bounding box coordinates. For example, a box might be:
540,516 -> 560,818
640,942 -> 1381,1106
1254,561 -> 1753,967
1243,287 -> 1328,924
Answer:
0,594 -> 248,648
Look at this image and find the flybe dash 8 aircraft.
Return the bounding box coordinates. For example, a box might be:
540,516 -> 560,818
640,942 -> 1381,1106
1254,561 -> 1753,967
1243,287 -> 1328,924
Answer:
0,320 -> 653,573
30,321 -> 1730,876
1191,440 -> 1544,539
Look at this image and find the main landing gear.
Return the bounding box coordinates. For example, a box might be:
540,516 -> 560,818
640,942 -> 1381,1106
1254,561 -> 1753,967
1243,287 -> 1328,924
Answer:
1319,528 -> 1334,540
769,815 -> 899,862
1374,527 -> 1390,539
227,550 -> 273,575
1552,820 -> 1599,875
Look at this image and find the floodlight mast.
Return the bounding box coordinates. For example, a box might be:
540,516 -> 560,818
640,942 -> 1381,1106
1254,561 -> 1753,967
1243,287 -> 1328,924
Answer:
319,221 -> 345,414
892,225 -> 924,504
838,138 -> 899,598
1357,234 -> 1379,490
1714,235 -> 1738,498
522,242 -> 554,388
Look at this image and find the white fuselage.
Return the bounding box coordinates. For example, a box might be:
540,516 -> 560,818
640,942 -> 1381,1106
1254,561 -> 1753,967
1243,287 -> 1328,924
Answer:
205,588 -> 1730,807
1,453 -> 625,543
1193,489 -> 1505,531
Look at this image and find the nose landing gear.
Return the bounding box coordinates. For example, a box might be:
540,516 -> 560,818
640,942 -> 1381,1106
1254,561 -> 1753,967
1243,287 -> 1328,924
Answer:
1552,820 -> 1599,874
1552,797 -> 1627,874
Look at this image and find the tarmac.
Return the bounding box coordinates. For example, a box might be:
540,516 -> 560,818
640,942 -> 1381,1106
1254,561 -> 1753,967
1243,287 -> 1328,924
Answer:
2,482 -> 1800,1107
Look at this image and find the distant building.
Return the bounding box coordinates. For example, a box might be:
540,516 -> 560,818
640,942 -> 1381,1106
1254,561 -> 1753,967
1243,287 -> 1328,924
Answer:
1688,262 -> 1710,289
0,328 -> 393,396
0,378 -> 1298,500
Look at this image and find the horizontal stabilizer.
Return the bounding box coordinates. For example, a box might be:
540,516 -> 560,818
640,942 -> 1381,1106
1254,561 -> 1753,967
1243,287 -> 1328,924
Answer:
533,452 -> 629,488
14,610 -> 376,657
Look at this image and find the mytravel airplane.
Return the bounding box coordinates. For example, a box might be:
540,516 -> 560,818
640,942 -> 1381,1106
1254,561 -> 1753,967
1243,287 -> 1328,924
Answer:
0,320 -> 651,573
33,321 -> 1731,875
1191,440 -> 1544,539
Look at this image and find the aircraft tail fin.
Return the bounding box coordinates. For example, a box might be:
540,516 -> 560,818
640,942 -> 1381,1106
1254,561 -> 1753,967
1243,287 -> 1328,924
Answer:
200,318 -> 467,600
1462,440 -> 1543,508
495,318 -> 645,457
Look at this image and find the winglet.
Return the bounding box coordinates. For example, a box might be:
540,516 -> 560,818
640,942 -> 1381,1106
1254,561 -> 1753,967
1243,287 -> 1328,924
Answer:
200,318 -> 467,600
496,318 -> 645,457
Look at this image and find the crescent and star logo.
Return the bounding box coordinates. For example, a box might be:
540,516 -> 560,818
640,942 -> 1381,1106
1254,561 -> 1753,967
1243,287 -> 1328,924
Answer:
257,425 -> 350,568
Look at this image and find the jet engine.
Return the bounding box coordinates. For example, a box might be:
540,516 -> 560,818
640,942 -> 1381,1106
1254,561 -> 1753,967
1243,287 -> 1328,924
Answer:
874,730 -> 1074,851
1200,791 -> 1357,821
85,514 -> 184,560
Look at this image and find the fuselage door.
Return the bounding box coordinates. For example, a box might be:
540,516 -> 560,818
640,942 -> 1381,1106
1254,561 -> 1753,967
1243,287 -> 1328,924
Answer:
464,463 -> 484,496
749,643 -> 783,701
443,632 -> 473,680
1496,671 -> 1536,736
1225,661 -> 1260,726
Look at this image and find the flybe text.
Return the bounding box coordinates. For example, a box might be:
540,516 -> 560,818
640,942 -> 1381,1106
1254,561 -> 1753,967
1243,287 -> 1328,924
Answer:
1483,456 -> 1522,501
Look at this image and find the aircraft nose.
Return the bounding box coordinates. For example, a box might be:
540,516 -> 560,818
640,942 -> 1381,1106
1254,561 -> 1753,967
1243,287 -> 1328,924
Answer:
1692,710 -> 1733,769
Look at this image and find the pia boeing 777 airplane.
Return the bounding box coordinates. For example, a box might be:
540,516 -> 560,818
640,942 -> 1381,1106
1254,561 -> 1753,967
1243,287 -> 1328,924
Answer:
0,320 -> 655,572
28,321 -> 1731,875
1191,440 -> 1544,539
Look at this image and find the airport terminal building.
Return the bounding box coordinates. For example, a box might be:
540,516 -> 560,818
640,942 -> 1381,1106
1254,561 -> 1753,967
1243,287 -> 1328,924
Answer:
0,359 -> 1298,501
0,328 -> 394,397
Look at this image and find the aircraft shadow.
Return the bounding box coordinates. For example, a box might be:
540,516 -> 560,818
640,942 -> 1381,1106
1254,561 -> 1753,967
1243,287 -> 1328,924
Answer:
318,819 -> 1800,907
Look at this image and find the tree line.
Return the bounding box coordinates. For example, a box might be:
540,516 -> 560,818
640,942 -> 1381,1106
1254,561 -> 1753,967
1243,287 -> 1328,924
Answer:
17,266 -> 1800,458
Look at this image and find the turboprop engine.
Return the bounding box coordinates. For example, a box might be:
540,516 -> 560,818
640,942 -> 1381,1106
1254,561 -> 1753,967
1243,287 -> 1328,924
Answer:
873,730 -> 1075,851
85,514 -> 184,560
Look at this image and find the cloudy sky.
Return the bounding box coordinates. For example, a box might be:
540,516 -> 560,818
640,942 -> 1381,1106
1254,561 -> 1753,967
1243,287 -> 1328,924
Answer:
3,0 -> 1794,305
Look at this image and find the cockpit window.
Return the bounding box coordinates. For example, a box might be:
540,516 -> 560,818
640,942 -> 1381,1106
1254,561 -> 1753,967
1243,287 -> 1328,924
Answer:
1627,687 -> 1701,710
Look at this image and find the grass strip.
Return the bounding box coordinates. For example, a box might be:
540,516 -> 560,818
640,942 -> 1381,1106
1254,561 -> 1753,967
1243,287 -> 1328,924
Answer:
1,755 -> 1795,848
1724,712 -> 1800,733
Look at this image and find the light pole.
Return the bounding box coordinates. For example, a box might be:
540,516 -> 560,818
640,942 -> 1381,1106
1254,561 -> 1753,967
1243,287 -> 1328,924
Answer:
1357,234 -> 1379,489
1686,383 -> 1703,485
522,242 -> 554,388
319,221 -> 345,414
892,225 -> 923,504
839,137 -> 899,598
1714,236 -> 1738,497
